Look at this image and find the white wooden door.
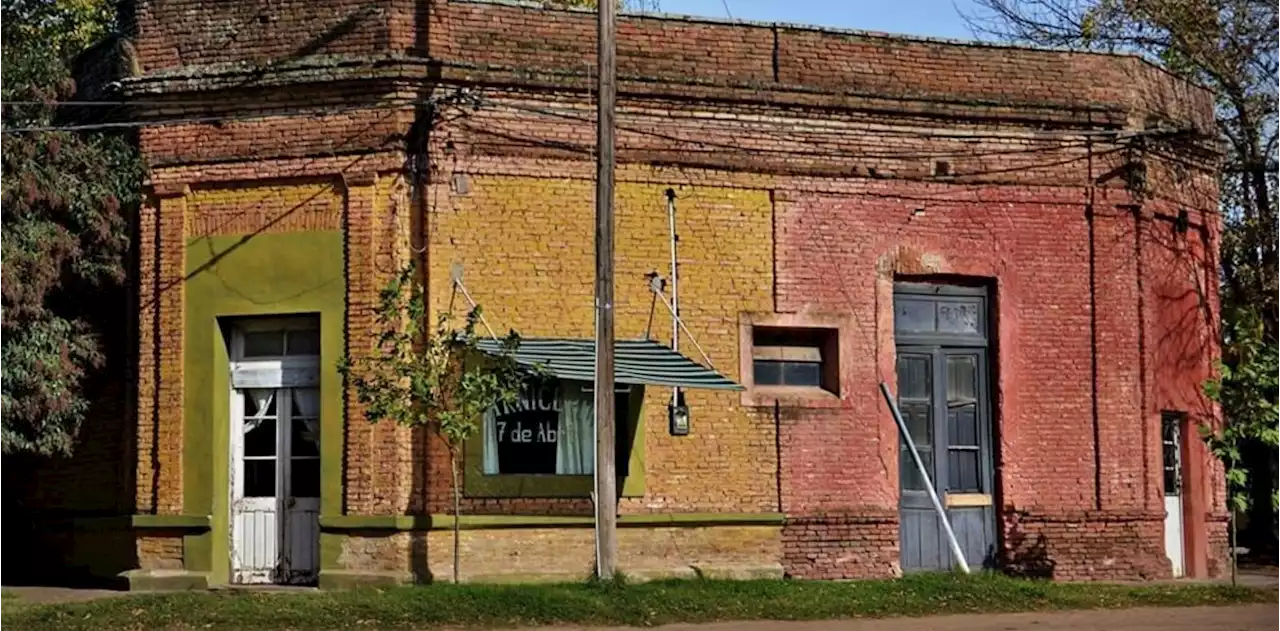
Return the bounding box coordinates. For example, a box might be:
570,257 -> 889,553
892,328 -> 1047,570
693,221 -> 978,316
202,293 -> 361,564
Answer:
1162,409 -> 1187,578
1162,413 -> 1185,578
231,387 -> 282,584
230,322 -> 321,585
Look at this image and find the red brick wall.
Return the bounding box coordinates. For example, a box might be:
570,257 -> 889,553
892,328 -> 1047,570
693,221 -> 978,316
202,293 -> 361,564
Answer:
769,179 -> 1218,578
130,1 -> 1213,130
131,0 -> 393,71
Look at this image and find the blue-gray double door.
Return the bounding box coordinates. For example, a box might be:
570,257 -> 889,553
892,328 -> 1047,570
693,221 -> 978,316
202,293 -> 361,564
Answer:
895,284 -> 996,571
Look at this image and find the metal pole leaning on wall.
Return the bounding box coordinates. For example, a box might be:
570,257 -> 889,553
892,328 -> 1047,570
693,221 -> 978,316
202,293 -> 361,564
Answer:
879,381 -> 971,574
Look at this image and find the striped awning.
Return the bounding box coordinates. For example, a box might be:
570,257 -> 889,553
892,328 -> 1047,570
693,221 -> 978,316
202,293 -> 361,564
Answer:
475,338 -> 743,391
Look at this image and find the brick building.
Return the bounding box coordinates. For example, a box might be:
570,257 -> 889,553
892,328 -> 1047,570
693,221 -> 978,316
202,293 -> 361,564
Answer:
8,0 -> 1228,588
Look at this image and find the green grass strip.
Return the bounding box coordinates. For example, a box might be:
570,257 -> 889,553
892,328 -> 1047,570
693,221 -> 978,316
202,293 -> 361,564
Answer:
3,572 -> 1272,630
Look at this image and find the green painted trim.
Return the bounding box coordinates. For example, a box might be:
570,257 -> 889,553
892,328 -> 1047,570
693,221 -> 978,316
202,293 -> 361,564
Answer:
184,230 -> 346,586
131,514 -> 212,530
318,512 -> 786,531
462,385 -> 646,498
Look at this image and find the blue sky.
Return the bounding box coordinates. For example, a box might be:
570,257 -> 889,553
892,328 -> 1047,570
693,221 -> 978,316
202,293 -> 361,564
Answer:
652,0 -> 984,40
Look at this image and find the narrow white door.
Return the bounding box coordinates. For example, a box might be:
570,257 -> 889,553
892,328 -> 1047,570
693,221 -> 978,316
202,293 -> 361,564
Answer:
231,388 -> 282,584
230,322 -> 321,585
1162,412 -> 1185,578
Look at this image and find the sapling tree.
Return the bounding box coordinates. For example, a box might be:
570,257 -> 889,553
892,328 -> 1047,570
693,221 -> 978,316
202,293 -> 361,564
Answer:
339,265 -> 528,582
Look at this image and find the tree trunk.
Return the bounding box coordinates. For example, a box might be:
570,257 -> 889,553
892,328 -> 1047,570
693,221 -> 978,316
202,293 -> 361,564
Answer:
450,452 -> 461,583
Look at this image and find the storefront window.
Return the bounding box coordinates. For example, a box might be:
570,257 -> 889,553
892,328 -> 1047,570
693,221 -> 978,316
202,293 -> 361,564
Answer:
482,380 -> 629,476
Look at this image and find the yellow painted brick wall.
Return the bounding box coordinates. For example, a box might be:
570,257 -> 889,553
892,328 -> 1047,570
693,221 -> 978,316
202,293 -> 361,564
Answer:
185,180 -> 343,237
427,172 -> 777,513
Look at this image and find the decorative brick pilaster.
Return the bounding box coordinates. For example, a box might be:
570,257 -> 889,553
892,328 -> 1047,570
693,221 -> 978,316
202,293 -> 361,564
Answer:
342,172 -> 380,514
136,183 -> 188,515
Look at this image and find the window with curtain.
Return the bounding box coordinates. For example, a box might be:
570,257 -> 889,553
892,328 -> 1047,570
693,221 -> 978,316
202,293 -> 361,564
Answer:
482,380 -> 631,476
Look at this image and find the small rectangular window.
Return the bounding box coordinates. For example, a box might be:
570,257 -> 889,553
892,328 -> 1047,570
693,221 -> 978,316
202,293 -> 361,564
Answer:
751,327 -> 838,393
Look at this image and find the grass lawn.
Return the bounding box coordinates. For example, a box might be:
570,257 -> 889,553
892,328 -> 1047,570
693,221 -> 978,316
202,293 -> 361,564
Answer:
2,572 -> 1272,631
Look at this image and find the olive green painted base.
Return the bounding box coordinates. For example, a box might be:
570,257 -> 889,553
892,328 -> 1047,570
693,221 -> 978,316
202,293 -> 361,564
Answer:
318,570 -> 414,590
119,569 -> 210,591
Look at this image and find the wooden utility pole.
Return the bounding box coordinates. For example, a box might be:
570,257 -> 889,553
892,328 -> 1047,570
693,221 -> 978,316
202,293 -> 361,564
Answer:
592,0 -> 618,581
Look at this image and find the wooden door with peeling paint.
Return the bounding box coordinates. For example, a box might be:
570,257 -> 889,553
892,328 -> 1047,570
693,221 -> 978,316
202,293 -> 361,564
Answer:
229,319 -> 321,585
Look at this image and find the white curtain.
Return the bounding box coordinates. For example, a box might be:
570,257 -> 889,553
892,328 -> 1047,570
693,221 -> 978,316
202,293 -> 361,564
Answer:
244,388 -> 275,433
291,388 -> 321,449
292,388 -> 320,417
555,382 -> 594,475
482,407 -> 500,475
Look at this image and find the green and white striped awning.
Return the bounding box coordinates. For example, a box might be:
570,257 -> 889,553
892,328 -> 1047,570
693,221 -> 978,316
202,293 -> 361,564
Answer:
475,338 -> 743,391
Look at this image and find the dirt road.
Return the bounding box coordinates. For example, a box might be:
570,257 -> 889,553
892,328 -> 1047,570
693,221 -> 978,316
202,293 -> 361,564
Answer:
535,604 -> 1276,631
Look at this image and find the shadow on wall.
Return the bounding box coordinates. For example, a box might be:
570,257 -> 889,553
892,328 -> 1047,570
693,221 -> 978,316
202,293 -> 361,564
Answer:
2,306 -> 138,588
1001,513 -> 1057,579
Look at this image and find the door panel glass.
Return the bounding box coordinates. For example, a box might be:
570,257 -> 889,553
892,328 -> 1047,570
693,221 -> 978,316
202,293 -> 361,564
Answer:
897,355 -> 932,400
898,352 -> 935,493
902,449 -> 935,491
948,405 -> 978,447
244,419 -> 277,457
1162,412 -> 1183,496
290,458 -> 320,498
244,459 -> 276,497
245,390 -> 277,418
902,403 -> 933,445
948,449 -> 981,492
291,419 -> 320,458
946,356 -> 977,403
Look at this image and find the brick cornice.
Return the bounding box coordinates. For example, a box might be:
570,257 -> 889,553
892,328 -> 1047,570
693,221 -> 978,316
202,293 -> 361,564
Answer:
150,182 -> 190,199
341,171 -> 379,189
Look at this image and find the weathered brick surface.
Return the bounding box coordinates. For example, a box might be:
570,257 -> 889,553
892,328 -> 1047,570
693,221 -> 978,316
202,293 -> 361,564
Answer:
135,187 -> 187,516
337,526 -> 782,582
783,513 -> 899,580
1002,510 -> 1170,580
97,0 -> 1227,583
137,533 -> 185,570
186,180 -> 343,236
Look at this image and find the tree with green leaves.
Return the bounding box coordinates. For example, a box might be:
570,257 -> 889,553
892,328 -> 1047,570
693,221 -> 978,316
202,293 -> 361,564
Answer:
966,0 -> 1278,560
339,266 -> 530,583
2,0 -> 144,455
